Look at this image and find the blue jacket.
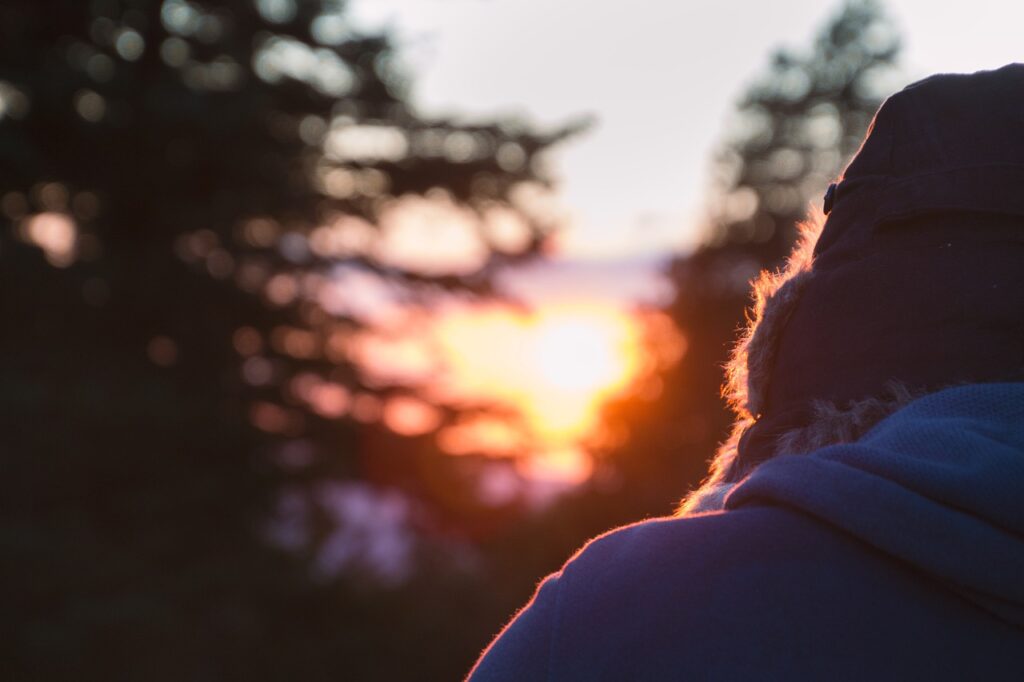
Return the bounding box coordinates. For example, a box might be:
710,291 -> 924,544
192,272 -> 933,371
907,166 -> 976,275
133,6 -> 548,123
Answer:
468,384 -> 1024,680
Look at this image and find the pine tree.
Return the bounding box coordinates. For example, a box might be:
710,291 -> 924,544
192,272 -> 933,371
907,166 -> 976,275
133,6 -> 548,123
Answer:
0,1 -> 579,678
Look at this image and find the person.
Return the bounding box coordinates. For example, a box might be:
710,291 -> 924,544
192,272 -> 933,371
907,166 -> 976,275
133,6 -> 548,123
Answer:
467,64 -> 1024,680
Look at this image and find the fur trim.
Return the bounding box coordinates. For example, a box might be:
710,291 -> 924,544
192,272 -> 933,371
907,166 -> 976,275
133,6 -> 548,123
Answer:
676,207 -> 922,516
679,208 -> 826,516
724,208 -> 825,420
679,417 -> 751,514
774,382 -> 920,455
677,382 -> 922,515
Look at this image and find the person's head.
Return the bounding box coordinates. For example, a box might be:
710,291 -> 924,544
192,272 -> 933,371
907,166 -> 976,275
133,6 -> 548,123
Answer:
683,64 -> 1024,513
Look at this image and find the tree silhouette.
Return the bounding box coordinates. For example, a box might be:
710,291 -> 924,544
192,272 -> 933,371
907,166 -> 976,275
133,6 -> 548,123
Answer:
0,1 -> 581,678
704,0 -> 900,260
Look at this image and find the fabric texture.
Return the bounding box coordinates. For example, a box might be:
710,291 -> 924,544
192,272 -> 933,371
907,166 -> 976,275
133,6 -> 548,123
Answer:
468,383 -> 1024,680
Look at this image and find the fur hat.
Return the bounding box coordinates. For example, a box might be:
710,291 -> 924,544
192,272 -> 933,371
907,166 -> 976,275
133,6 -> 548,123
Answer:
709,64 -> 1024,492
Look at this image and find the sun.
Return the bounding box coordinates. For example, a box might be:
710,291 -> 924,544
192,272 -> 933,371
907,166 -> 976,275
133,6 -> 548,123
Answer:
430,303 -> 641,448
529,312 -> 633,394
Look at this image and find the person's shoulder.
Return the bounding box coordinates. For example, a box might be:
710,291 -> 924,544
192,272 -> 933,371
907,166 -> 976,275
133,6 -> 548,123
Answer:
560,504 -> 827,584
550,502 -> 869,633
533,505 -> 875,679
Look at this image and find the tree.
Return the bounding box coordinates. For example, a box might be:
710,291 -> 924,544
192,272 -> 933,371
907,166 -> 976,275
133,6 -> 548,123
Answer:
704,0 -> 900,261
0,1 -> 580,678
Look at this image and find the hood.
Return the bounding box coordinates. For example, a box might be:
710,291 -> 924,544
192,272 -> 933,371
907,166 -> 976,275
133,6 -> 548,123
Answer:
725,382 -> 1024,626
722,65 -> 1024,483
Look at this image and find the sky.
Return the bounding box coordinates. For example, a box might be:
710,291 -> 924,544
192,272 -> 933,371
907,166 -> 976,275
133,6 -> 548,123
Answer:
350,0 -> 1024,262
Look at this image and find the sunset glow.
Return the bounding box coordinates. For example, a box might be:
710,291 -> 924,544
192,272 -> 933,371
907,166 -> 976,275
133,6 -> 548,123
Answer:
431,303 -> 643,461
530,315 -> 630,393
340,288 -> 684,487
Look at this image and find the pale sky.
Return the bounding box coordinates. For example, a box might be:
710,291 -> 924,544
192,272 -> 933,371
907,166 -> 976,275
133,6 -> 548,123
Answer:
350,0 -> 1023,260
